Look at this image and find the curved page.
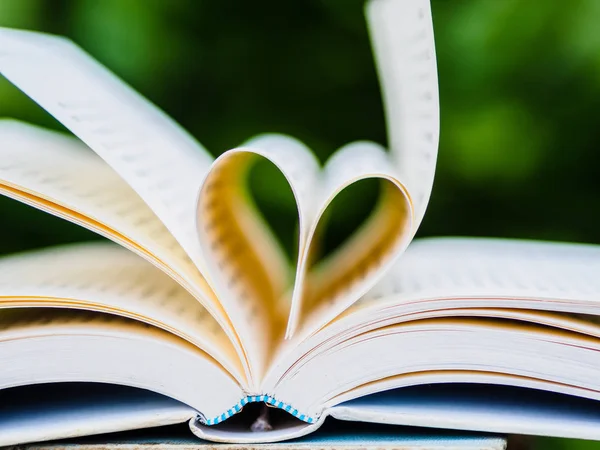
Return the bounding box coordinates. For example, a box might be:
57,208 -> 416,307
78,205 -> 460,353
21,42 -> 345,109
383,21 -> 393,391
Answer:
0,242 -> 244,385
0,384 -> 195,448
196,135 -> 320,383
358,237 -> 600,312
367,0 -> 439,228
285,141 -> 412,340
0,121 -> 245,362
273,318 -> 600,419
0,309 -> 243,429
0,27 -> 213,270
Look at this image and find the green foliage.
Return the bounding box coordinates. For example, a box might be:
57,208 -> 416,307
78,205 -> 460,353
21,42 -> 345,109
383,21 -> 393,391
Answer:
247,157 -> 299,261
534,437 -> 600,450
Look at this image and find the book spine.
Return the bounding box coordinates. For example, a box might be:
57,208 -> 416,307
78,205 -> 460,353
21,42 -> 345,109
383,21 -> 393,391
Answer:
203,395 -> 315,425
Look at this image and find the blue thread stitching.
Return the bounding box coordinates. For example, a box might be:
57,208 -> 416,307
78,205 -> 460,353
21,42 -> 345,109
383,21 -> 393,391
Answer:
202,396 -> 316,425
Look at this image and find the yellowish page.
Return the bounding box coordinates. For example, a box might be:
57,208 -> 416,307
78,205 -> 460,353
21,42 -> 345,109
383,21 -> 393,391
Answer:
0,242 -> 245,385
0,121 -> 241,337
196,134 -> 320,384
282,0 -> 440,338
0,120 -> 255,382
285,142 -> 413,339
0,308 -> 244,426
267,238 -> 600,386
0,27 -> 213,270
0,121 -> 204,294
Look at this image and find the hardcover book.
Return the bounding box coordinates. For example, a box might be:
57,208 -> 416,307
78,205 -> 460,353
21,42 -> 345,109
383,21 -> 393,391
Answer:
0,0 -> 599,446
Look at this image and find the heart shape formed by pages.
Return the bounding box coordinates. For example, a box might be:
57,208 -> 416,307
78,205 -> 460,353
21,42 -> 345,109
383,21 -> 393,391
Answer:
0,0 -> 439,402
196,135 -> 413,376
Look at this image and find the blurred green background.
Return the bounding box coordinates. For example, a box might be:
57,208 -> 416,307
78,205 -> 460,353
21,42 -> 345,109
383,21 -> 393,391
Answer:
1,0 -> 600,447
2,0 -> 600,254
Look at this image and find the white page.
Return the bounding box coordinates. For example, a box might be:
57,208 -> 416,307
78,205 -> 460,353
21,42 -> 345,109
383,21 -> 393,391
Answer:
330,382 -> 600,441
358,237 -> 600,310
0,121 -> 211,298
196,135 -> 320,384
285,142 -> 413,339
0,121 -> 245,359
284,0 -> 440,338
195,136 -> 413,378
266,306 -> 600,391
265,238 -> 600,394
0,385 -> 195,447
307,238 -> 600,364
367,0 -> 439,228
0,309 -> 244,434
273,317 -> 600,418
0,28 -> 213,270
0,242 -> 244,384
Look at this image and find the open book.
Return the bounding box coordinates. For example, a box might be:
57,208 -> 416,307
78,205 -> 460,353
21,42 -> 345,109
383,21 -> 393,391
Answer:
1,0 -> 600,446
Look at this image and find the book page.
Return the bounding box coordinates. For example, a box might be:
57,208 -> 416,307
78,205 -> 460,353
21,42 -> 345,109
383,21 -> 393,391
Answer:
274,316 -> 600,420
264,238 -> 600,389
357,237 -> 600,311
367,0 -> 439,228
0,384 -> 194,447
329,380 -> 600,441
0,27 -> 213,270
285,141 -> 413,339
283,0 -> 439,338
0,121 -> 240,348
196,134 -> 320,382
0,308 -> 244,431
0,242 -> 245,385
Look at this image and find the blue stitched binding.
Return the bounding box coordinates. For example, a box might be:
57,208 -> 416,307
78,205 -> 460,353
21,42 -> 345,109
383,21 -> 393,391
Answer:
202,396 -> 316,425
